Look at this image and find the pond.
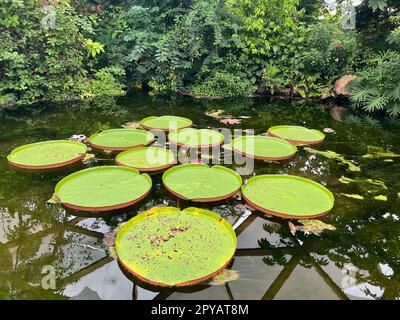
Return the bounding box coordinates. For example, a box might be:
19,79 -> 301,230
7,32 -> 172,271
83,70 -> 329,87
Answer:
1,93 -> 400,300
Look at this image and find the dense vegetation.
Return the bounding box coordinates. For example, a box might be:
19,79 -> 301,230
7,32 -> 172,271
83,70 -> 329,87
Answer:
0,0 -> 399,119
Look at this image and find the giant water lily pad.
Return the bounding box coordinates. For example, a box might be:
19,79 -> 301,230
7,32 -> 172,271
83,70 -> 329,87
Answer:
242,175 -> 334,219
140,115 -> 193,132
231,135 -> 297,161
116,206 -> 237,287
55,166 -> 152,212
116,147 -> 176,172
7,140 -> 87,171
162,164 -> 242,202
267,125 -> 325,146
88,129 -> 154,151
168,128 -> 224,148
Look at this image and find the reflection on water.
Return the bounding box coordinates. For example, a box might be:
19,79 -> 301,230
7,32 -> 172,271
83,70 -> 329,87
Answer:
0,93 -> 399,300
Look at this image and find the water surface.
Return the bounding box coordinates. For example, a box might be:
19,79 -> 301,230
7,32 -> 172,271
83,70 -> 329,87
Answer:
1,93 -> 399,300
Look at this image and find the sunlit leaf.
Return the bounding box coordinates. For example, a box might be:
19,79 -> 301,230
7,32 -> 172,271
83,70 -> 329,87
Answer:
341,193 -> 364,200
298,219 -> 336,235
207,269 -> 239,286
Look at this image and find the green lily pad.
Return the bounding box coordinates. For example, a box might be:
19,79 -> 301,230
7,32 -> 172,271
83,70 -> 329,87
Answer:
242,175 -> 334,219
55,166 -> 152,212
7,140 -> 87,170
88,129 -> 154,151
162,164 -> 242,202
116,206 -> 237,287
140,115 -> 193,132
231,135 -> 297,160
116,147 -> 176,172
267,125 -> 325,145
168,128 -> 225,148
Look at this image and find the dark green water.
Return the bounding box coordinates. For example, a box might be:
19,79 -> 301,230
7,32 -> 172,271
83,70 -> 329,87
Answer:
1,93 -> 400,300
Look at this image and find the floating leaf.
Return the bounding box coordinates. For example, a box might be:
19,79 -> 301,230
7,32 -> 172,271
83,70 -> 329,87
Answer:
231,135 -> 297,161
288,221 -> 297,235
339,176 -> 387,189
341,193 -> 364,200
374,195 -> 387,201
82,153 -> 96,164
54,166 -> 152,212
298,219 -> 336,235
140,116 -> 192,132
168,128 -> 224,148
205,110 -> 224,119
362,146 -> 400,159
207,269 -> 239,286
7,140 -> 87,171
242,175 -> 334,219
115,207 -> 237,287
304,147 -> 361,172
268,125 -> 325,146
323,128 -> 336,133
122,121 -> 142,129
116,147 -> 175,172
47,193 -> 61,204
162,164 -> 242,202
88,129 -> 154,151
222,143 -> 233,151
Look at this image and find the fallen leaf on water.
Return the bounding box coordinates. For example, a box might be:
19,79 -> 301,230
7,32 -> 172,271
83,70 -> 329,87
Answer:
122,121 -> 142,129
205,110 -> 223,118
298,219 -> 336,235
104,223 -> 126,259
288,221 -> 297,235
339,176 -> 387,189
362,146 -> 400,159
47,193 -> 61,204
341,193 -> 364,200
374,195 -> 387,201
222,143 -> 233,151
323,128 -> 335,133
82,153 -> 96,164
207,269 -> 239,285
220,118 -> 242,125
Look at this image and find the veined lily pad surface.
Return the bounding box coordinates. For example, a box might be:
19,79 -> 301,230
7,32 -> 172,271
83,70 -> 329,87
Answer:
267,125 -> 325,145
168,128 -> 224,148
116,147 -> 176,172
140,115 -> 193,132
116,206 -> 237,287
242,175 -> 334,219
55,166 -> 152,211
231,135 -> 297,160
7,140 -> 87,170
88,129 -> 154,151
162,164 -> 242,201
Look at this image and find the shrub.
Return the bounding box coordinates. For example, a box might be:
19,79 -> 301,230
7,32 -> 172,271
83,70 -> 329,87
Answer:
192,70 -> 255,98
349,50 -> 400,117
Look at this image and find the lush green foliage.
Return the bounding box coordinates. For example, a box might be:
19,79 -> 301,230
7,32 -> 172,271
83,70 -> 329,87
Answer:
348,4 -> 400,118
349,51 -> 400,117
0,0 -> 125,107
